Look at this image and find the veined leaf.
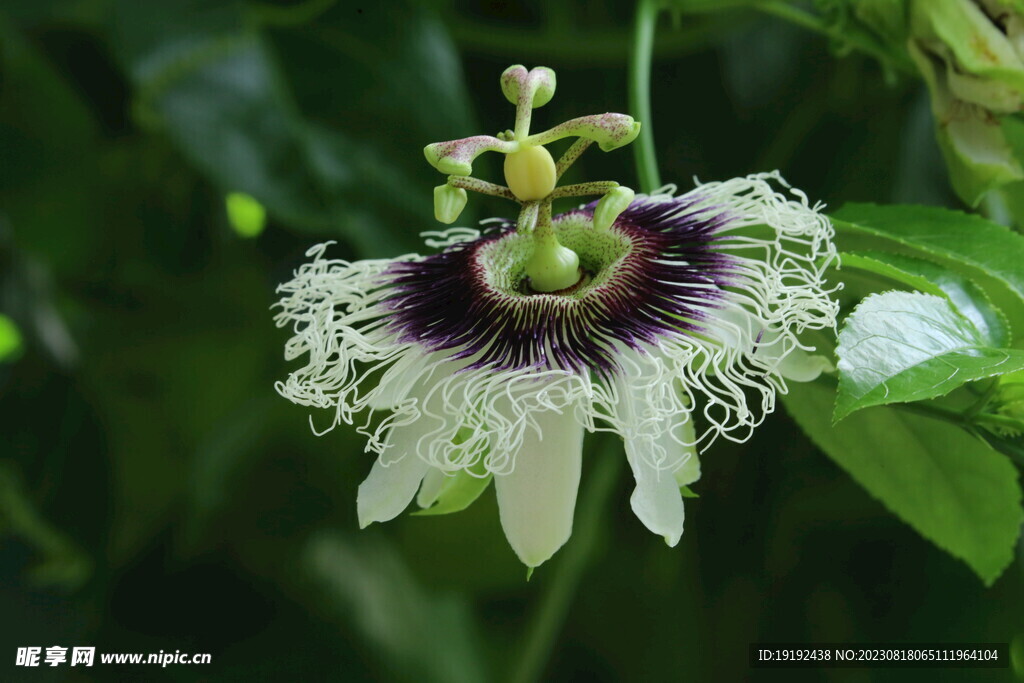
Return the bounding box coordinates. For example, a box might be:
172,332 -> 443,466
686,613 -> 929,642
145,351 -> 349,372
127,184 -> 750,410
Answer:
840,251 -> 1010,346
835,291 -> 1024,420
784,381 -> 1023,586
832,203 -> 1024,339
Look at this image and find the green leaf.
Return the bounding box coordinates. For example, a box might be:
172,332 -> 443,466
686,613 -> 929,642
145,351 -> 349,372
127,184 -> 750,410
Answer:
835,291 -> 1024,420
840,252 -> 946,298
840,251 -> 1010,346
414,470 -> 492,517
783,380 -> 1023,585
832,203 -> 1024,339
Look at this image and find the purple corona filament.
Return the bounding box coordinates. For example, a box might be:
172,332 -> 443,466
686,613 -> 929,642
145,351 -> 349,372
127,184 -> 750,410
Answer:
385,195 -> 743,376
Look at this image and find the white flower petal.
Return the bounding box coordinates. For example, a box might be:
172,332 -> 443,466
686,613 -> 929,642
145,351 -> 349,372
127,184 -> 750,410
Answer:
673,404 -> 701,488
367,350 -> 431,410
612,360 -> 690,545
775,348 -> 834,383
416,467 -> 446,508
493,409 -> 584,567
624,436 -> 686,547
356,421 -> 433,527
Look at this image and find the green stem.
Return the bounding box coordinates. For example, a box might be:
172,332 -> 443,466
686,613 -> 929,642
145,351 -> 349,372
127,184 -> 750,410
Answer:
447,176 -> 517,202
534,200 -> 555,242
630,0 -> 662,194
555,138 -> 594,180
974,412 -> 1024,432
756,1 -> 913,74
509,435 -> 623,683
965,379 -> 1000,419
550,181 -> 620,200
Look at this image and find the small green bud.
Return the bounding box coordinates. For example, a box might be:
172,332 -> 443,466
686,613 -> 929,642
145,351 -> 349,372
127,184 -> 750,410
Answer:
592,186 -> 635,231
500,65 -> 556,109
434,184 -> 468,224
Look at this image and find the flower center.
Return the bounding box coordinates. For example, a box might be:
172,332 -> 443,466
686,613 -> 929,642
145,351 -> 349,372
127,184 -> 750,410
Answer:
476,213 -> 633,302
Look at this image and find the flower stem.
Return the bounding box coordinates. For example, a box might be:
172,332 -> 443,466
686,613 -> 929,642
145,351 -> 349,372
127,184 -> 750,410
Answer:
509,435 -> 623,683
447,176 -> 517,202
555,138 -> 594,180
630,0 -> 661,194
755,1 -> 914,74
533,200 -> 555,242
550,181 -> 621,200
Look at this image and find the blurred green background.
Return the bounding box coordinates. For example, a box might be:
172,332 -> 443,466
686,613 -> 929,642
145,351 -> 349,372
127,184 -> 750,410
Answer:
1,0 -> 1021,681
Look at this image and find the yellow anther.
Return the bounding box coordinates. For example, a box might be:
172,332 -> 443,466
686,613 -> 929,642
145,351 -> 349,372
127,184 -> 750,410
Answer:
504,145 -> 557,201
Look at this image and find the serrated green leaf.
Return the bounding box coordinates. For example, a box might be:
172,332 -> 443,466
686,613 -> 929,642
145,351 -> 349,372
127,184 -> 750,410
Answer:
783,380 -> 1023,586
840,252 -> 948,297
414,470 -> 492,517
840,251 -> 1010,346
835,291 -> 1024,420
832,203 -> 1024,339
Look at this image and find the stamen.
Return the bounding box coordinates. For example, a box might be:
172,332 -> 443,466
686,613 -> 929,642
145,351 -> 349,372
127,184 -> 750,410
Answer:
555,137 -> 594,179
446,176 -> 517,202
550,181 -> 621,200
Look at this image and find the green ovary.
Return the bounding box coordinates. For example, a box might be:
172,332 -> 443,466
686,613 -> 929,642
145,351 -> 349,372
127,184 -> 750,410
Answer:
504,145 -> 557,201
